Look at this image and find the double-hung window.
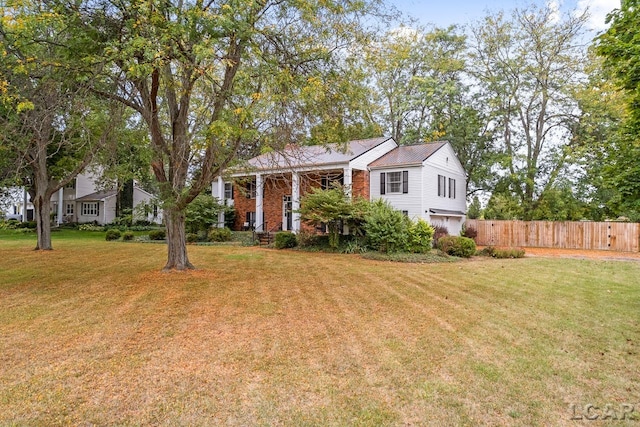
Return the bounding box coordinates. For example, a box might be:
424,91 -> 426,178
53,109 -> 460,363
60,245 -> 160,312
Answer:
245,180 -> 256,199
380,171 -> 409,195
448,178 -> 456,199
438,175 -> 446,197
224,182 -> 234,200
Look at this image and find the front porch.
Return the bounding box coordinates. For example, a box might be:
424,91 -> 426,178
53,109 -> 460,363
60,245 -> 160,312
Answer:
215,167 -> 369,233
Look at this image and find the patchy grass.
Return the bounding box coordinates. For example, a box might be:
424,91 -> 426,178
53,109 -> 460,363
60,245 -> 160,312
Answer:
0,233 -> 639,425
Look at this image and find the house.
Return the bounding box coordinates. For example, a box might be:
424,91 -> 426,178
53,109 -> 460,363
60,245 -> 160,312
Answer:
212,136 -> 467,235
1,188 -> 33,221
49,168 -> 162,225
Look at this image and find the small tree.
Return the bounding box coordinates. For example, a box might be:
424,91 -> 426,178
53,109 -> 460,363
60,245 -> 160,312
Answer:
298,186 -> 352,249
185,194 -> 230,234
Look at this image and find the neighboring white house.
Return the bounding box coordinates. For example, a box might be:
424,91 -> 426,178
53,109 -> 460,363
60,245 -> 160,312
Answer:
48,168 -> 162,225
213,136 -> 468,235
1,188 -> 34,221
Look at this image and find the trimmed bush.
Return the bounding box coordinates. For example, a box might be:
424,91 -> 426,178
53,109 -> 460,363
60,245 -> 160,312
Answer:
274,232 -> 297,249
476,246 -> 525,259
186,233 -> 199,243
149,229 -> 166,240
407,219 -> 434,253
207,227 -> 232,242
494,247 -> 526,258
105,229 -> 122,241
437,235 -> 476,258
122,231 -> 135,241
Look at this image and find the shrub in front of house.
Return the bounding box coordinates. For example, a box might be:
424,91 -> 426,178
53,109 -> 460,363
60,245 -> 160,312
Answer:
105,229 -> 121,241
207,227 -> 232,242
15,220 -> 37,229
437,235 -> 476,258
364,199 -> 408,253
79,224 -> 105,231
149,229 -> 166,240
122,231 -> 135,241
186,233 -> 199,243
274,232 -> 297,249
406,219 -> 434,253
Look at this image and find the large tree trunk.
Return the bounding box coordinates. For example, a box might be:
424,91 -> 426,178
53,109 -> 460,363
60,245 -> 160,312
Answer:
163,206 -> 194,271
32,190 -> 53,251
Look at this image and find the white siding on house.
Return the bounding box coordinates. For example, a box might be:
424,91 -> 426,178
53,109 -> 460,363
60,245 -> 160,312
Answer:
349,138 -> 397,170
133,187 -> 162,224
422,144 -> 466,234
369,166 -> 424,220
75,170 -> 102,198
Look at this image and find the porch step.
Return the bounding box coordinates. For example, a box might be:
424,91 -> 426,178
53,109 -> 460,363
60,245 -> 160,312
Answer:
257,232 -> 273,246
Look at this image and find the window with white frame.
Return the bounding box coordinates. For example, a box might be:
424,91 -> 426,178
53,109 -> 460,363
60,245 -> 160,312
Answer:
224,182 -> 234,200
438,175 -> 446,197
82,202 -> 98,216
66,203 -> 74,215
448,178 -> 456,199
387,171 -> 402,193
244,180 -> 256,199
380,171 -> 408,194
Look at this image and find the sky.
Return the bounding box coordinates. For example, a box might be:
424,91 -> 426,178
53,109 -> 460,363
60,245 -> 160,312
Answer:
388,0 -> 620,32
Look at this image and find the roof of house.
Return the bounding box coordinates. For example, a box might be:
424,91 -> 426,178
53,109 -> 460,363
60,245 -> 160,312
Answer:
75,190 -> 117,202
247,136 -> 394,171
368,141 -> 448,168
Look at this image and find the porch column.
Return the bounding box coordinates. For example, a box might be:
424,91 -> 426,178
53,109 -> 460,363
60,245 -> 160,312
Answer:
343,168 -> 353,234
22,187 -> 28,222
255,173 -> 264,231
56,187 -> 64,225
343,167 -> 353,198
292,172 -> 300,232
216,176 -> 225,228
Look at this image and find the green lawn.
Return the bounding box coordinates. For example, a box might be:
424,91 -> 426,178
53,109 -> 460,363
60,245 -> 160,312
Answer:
0,231 -> 639,425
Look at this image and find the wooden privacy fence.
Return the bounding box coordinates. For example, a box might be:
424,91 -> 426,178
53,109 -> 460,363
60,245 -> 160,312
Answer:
466,219 -> 640,252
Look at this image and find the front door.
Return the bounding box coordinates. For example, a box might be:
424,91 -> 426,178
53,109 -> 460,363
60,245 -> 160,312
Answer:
283,195 -> 292,231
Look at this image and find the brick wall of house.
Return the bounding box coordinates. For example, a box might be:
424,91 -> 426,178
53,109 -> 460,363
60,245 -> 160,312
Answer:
262,175 -> 291,231
352,169 -> 370,200
232,182 -> 255,231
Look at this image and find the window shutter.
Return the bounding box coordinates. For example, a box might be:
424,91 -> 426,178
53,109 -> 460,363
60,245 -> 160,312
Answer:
380,173 -> 386,195
402,171 -> 408,194
96,202 -> 100,216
